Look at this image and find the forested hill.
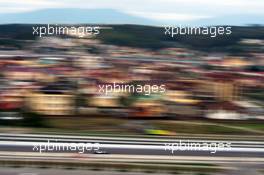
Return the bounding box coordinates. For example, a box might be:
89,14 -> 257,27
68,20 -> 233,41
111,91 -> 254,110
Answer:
0,24 -> 263,52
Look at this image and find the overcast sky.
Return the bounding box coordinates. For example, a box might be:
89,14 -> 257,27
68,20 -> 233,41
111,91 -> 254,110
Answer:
0,0 -> 263,22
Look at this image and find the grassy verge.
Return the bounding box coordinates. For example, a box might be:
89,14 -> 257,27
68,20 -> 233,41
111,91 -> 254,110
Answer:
150,120 -> 264,135
45,117 -> 264,135
0,159 -> 223,174
1,116 -> 263,137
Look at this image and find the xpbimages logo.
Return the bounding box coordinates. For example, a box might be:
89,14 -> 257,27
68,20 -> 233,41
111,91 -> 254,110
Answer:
32,24 -> 100,37
98,82 -> 166,95
164,140 -> 232,154
32,140 -> 101,153
164,25 -> 232,38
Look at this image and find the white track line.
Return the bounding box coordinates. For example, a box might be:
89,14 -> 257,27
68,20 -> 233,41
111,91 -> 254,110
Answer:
0,141 -> 264,153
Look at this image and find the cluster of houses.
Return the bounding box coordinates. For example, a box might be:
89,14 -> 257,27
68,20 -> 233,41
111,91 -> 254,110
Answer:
0,37 -> 263,120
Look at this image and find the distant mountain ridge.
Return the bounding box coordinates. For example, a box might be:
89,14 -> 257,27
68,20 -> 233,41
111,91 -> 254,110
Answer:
192,14 -> 264,26
0,8 -> 263,26
0,8 -> 159,25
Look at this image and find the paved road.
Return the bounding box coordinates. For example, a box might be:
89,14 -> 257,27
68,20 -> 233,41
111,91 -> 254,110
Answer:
0,167 -> 176,175
0,133 -> 264,157
0,133 -> 263,175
